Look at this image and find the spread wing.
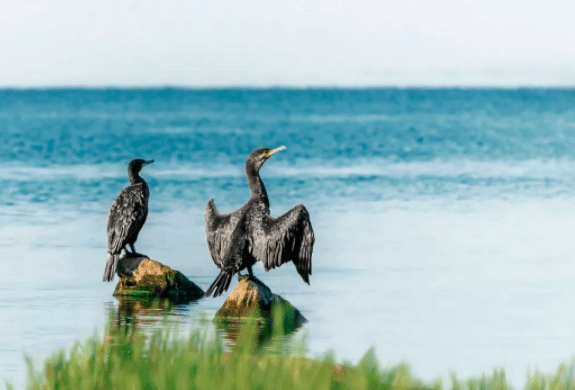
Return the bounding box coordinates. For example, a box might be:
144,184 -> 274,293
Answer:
205,198 -> 239,269
107,184 -> 148,254
251,204 -> 314,284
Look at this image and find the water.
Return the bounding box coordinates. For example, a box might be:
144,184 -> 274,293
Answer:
1,88 -> 575,388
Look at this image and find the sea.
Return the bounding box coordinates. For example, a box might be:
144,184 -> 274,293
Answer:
1,88 -> 575,388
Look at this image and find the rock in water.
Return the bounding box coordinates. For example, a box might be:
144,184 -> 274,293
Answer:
215,276 -> 306,329
113,256 -> 204,299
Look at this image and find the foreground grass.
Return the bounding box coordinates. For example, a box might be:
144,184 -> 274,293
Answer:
12,307 -> 575,390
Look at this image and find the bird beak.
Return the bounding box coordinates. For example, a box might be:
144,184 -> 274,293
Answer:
262,146 -> 286,159
143,160 -> 154,166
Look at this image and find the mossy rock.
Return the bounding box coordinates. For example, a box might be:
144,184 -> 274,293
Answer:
113,256 -> 204,300
215,276 -> 306,333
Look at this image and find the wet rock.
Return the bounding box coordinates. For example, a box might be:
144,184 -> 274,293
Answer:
113,256 -> 204,299
215,276 -> 306,330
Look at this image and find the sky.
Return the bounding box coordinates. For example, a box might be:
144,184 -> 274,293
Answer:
1,0 -> 573,87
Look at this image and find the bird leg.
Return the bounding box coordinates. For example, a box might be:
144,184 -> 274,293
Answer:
123,244 -> 148,259
238,265 -> 255,282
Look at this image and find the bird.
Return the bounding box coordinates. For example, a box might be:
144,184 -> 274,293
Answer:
103,158 -> 154,282
204,146 -> 314,297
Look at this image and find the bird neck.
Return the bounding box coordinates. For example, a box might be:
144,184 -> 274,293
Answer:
246,164 -> 269,202
128,170 -> 145,185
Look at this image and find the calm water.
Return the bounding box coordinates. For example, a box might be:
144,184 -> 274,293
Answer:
1,88 -> 575,388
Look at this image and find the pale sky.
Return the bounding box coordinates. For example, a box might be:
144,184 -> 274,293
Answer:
1,0 -> 573,87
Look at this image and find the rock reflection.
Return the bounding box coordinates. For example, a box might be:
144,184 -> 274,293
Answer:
106,295 -> 200,337
215,310 -> 307,352
103,294 -> 306,354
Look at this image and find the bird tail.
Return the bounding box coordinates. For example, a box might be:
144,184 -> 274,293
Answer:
103,254 -> 119,282
205,269 -> 234,298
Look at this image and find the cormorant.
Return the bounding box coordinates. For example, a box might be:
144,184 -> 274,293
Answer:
103,158 -> 154,282
204,146 -> 314,297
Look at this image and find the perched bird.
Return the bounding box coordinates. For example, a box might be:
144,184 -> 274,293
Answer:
103,158 -> 154,282
204,146 -> 314,297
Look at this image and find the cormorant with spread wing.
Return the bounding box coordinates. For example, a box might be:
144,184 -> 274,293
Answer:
103,158 -> 154,282
204,146 -> 314,297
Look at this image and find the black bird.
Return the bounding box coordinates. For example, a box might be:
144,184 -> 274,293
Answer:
204,146 -> 314,297
103,158 -> 154,282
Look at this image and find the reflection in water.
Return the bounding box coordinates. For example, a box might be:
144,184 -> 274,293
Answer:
106,295 -> 201,338
215,308 -> 307,352
105,295 -> 307,355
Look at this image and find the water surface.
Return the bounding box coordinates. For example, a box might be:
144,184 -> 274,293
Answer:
1,88 -> 575,388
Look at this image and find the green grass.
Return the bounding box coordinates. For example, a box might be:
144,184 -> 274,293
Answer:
11,305 -> 575,390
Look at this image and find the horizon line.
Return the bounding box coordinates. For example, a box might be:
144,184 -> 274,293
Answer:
1,83 -> 575,90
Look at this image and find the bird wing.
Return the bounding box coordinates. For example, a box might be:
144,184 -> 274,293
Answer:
107,184 -> 148,254
205,198 -> 238,269
250,204 -> 314,284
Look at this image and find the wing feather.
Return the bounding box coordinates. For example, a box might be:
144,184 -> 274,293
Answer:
251,204 -> 314,284
205,198 -> 238,269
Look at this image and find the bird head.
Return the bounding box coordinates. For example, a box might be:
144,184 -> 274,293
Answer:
128,158 -> 154,174
246,146 -> 286,172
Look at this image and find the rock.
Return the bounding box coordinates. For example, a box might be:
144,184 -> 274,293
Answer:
215,276 -> 306,332
113,256 -> 204,300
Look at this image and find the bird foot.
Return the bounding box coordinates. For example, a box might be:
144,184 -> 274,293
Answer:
238,273 -> 254,282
